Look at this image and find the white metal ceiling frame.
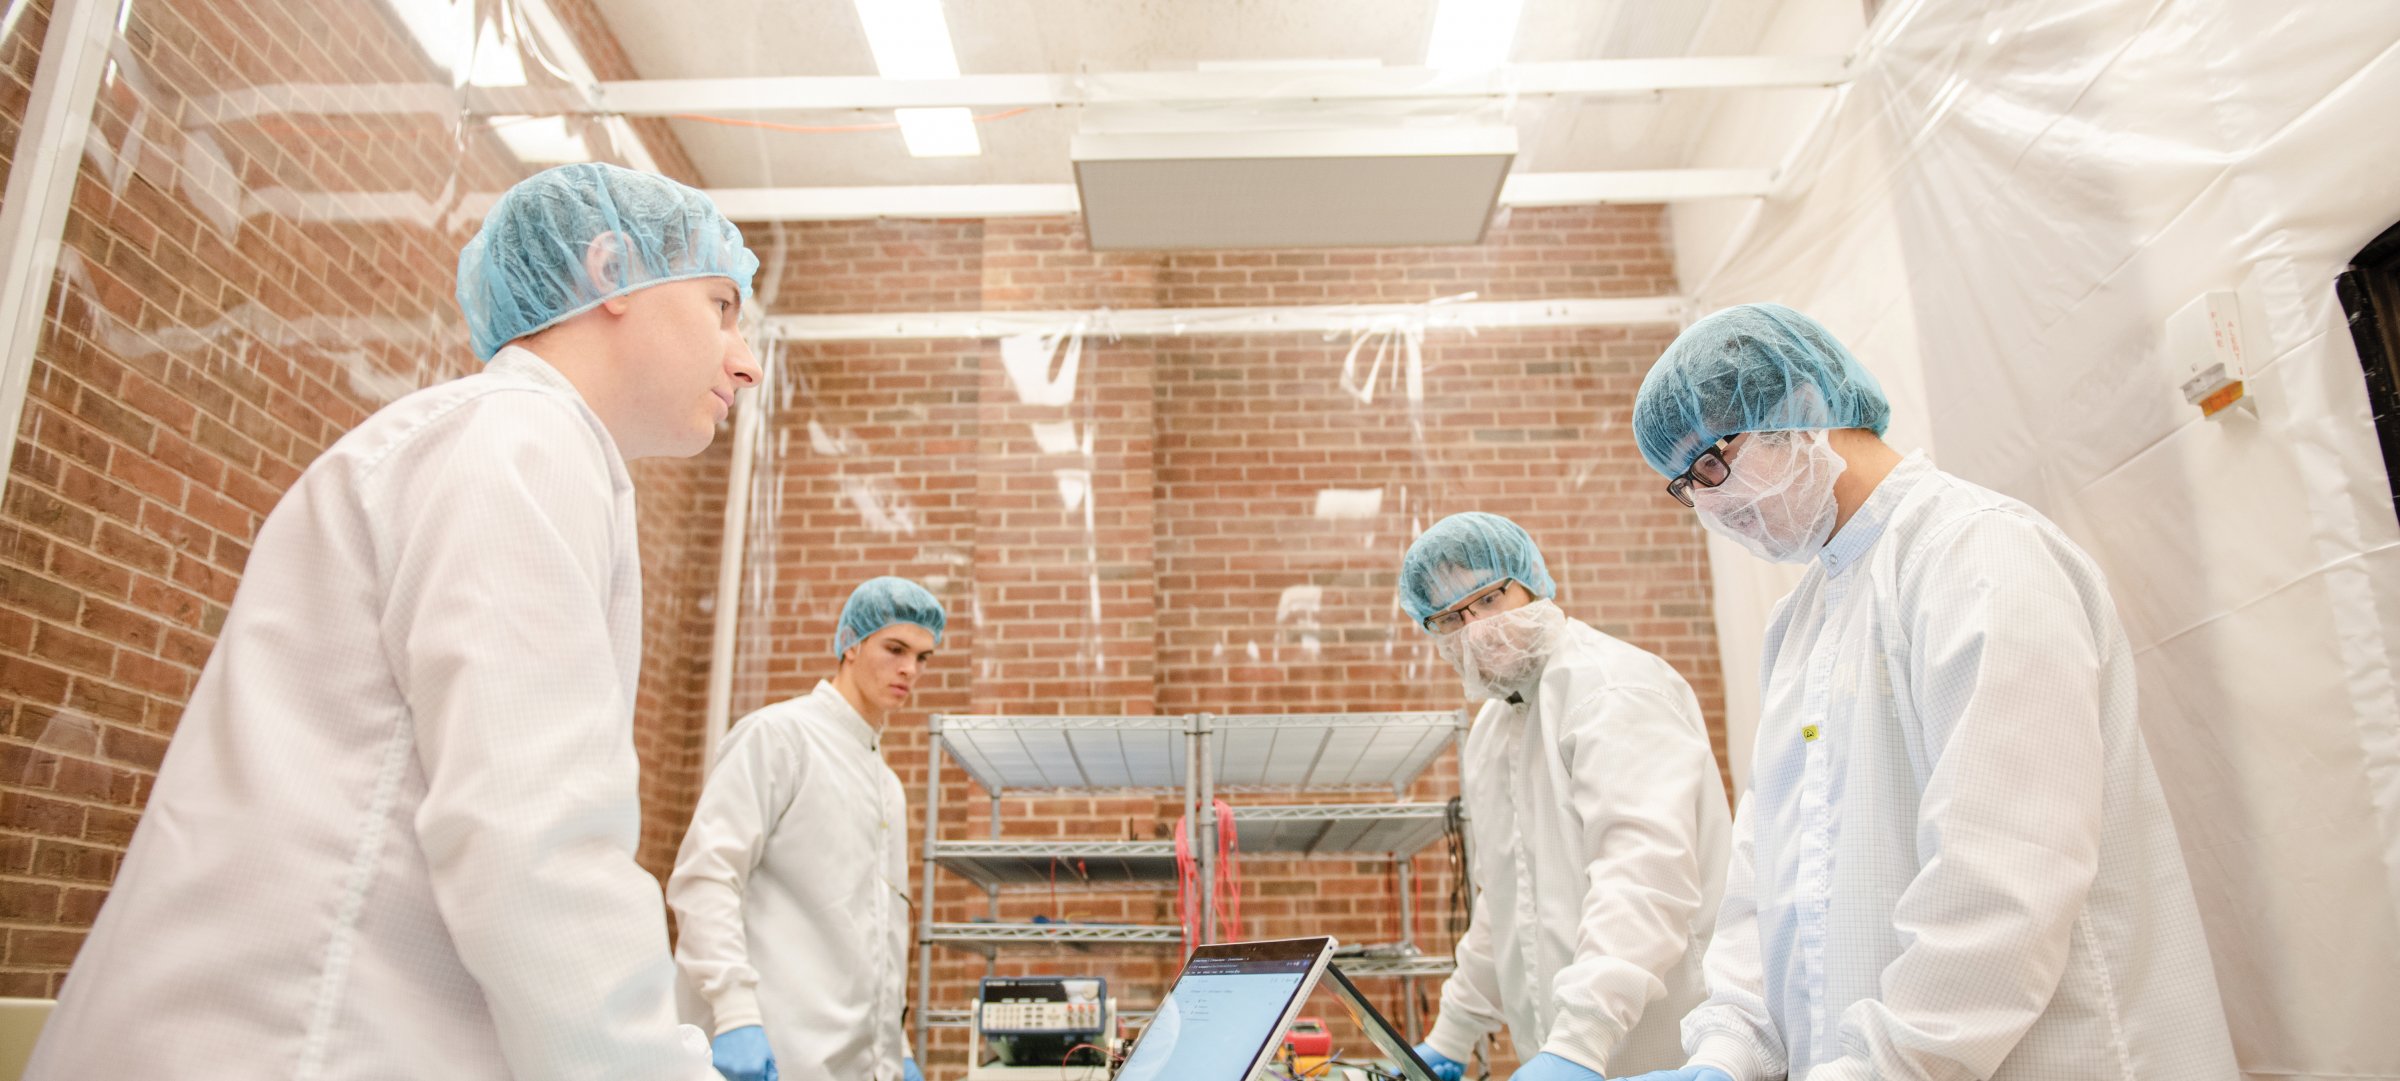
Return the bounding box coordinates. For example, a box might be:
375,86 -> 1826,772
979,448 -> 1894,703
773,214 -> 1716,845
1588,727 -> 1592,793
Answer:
182,56 -> 1846,223
766,296 -> 1687,342
199,56 -> 1852,122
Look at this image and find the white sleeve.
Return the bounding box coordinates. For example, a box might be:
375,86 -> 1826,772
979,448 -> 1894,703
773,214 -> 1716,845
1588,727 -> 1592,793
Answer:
1424,883 -> 1505,1062
666,718 -> 800,1035
1806,512 -> 2106,1081
380,394 -> 712,1081
1682,795 -> 1784,1081
1541,685 -> 1718,1072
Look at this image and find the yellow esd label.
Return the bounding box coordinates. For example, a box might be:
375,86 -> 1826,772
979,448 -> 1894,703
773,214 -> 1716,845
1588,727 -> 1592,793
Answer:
1802,725 -> 1821,743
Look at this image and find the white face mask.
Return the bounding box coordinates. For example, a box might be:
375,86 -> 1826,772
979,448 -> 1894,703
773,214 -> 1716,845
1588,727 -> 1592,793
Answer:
1691,429 -> 1847,564
1434,598 -> 1567,701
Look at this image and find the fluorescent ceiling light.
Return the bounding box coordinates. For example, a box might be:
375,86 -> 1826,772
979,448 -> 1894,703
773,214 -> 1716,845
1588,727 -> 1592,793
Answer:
897,107 -> 981,157
853,0 -> 979,157
1425,0 -> 1525,70
854,0 -> 961,78
491,115 -> 587,163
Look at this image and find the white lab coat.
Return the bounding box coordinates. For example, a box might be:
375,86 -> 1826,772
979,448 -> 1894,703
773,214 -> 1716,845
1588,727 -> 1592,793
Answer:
669,681 -> 913,1081
1426,617 -> 1732,1075
26,347 -> 714,1081
1683,454 -> 2238,1081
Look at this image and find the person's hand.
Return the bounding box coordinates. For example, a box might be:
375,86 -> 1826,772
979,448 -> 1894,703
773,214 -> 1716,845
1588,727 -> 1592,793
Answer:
1614,1067 -> 1735,1081
1413,1042 -> 1466,1081
710,1026 -> 777,1081
1511,1052 -> 1605,1081
903,1057 -> 925,1081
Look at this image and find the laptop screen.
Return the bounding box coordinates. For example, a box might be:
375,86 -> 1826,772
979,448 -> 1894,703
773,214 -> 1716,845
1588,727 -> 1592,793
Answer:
1116,938 -> 1333,1081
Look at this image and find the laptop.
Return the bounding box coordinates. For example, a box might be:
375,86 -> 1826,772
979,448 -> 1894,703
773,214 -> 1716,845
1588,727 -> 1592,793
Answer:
1113,937 -> 1338,1081
1320,962 -> 1443,1081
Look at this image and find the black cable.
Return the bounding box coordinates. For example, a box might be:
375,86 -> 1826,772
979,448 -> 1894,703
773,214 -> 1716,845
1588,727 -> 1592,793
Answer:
1443,795 -> 1470,949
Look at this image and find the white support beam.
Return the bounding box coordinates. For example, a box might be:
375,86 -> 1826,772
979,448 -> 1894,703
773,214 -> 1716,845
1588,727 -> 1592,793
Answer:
765,296 -> 1684,342
1500,168 -> 1773,205
699,169 -> 1767,223
224,167 -> 1772,227
0,0 -> 122,502
197,57 -> 1852,123
705,184 -> 1079,221
594,57 -> 1851,115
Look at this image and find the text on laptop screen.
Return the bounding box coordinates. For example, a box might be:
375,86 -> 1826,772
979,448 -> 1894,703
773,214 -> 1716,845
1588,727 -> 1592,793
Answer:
1115,954 -> 1316,1081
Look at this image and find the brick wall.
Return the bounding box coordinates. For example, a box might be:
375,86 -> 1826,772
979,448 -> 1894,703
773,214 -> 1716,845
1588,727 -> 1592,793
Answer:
735,205 -> 1723,1076
0,0 -> 723,992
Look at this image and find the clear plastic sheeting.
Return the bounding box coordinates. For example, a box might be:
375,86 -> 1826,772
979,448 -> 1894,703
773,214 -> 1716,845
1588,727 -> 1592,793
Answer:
1673,0 -> 2400,1074
0,0 -> 742,982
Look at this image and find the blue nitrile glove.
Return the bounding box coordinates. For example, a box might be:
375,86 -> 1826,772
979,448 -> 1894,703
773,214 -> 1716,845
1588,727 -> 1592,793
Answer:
1615,1068 -> 1735,1081
904,1057 -> 925,1081
711,1025 -> 778,1081
1414,1043 -> 1466,1081
1512,1052 -> 1605,1081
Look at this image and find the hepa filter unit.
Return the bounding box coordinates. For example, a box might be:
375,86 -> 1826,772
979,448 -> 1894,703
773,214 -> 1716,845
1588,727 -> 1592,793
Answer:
1070,127 -> 1516,251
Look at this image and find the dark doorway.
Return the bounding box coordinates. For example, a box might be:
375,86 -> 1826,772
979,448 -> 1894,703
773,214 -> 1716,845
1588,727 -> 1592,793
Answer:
2337,221 -> 2400,520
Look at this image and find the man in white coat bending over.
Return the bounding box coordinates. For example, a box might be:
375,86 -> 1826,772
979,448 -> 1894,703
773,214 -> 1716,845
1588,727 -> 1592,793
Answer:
1620,304 -> 2236,1081
670,576 -> 947,1081
29,162 -> 762,1081
1398,513 -> 1732,1081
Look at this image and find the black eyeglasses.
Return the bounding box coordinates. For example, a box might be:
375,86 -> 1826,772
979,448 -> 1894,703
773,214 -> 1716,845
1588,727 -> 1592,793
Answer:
1666,436 -> 1738,507
1423,579 -> 1516,635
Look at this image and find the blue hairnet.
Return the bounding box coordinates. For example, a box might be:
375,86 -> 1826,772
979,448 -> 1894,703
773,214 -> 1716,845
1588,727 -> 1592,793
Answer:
456,162 -> 759,362
835,577 -> 947,658
1397,512 -> 1557,626
1632,303 -> 1890,479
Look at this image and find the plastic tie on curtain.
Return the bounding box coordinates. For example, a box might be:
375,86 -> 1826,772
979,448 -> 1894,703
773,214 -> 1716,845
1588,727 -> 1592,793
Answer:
999,318 -> 1087,406
1335,292 -> 1483,405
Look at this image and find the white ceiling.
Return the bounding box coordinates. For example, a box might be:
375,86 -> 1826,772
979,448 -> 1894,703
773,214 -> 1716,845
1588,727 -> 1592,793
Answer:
588,0 -> 1803,189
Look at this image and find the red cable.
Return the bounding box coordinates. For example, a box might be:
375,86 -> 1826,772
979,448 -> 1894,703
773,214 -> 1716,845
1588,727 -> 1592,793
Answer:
1176,800 -> 1246,943
1214,799 -> 1243,940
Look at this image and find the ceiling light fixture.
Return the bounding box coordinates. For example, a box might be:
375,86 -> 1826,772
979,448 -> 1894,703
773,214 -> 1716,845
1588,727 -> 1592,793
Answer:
853,0 -> 981,158
1424,0 -> 1526,70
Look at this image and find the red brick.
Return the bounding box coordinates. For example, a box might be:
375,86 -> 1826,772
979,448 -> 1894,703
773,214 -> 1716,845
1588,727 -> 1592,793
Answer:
0,881 -> 61,922
3,929 -> 83,967
47,545 -> 132,601
30,623 -> 113,674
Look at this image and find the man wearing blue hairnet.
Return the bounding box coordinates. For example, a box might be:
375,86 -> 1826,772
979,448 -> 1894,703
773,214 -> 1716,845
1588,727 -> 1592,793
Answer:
670,577 -> 947,1081
1620,304 -> 2236,1081
1396,513 -> 1732,1081
28,162 -> 760,1081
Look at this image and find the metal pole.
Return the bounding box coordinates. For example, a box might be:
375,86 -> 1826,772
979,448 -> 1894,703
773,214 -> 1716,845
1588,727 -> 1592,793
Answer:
1196,714 -> 1216,944
915,715 -> 945,1060
1181,714 -> 1199,954
700,348 -> 772,768
987,793 -> 1001,977
1398,855 -> 1419,1038
0,0 -> 119,502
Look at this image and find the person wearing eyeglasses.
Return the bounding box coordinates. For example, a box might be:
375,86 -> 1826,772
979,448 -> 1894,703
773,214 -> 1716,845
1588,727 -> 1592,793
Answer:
1397,512 -> 1733,1081
1619,304 -> 2235,1081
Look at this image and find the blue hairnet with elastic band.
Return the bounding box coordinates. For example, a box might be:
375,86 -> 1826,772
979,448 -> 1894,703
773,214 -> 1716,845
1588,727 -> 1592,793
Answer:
456,162 -> 758,362
1397,512 -> 1557,627
835,577 -> 947,657
1632,303 -> 1891,479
